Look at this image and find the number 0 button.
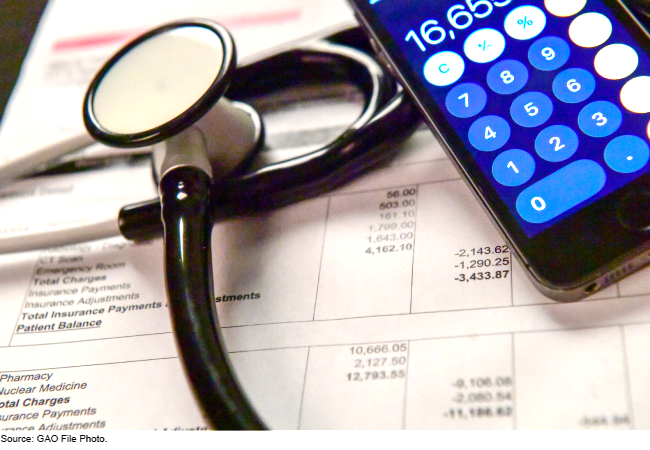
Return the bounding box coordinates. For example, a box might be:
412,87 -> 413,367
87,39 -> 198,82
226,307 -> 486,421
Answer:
492,149 -> 535,186
468,115 -> 511,151
578,100 -> 622,137
510,92 -> 553,128
446,83 -> 487,118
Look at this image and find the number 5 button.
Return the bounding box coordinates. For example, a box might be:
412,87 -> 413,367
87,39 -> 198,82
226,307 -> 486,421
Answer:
492,149 -> 535,186
510,91 -> 553,128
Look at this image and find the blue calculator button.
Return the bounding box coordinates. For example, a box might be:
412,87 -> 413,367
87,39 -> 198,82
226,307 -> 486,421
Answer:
604,135 -> 650,173
578,101 -> 622,137
487,60 -> 529,95
445,83 -> 487,118
516,159 -> 606,223
510,92 -> 553,128
552,68 -> 595,103
528,36 -> 570,71
492,149 -> 535,186
468,115 -> 511,152
535,125 -> 579,162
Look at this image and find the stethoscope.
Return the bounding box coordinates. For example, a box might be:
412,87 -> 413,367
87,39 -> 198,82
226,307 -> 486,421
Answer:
0,21 -> 419,429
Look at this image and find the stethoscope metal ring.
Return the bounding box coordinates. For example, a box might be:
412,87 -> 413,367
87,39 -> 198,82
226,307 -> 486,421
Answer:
83,19 -> 237,148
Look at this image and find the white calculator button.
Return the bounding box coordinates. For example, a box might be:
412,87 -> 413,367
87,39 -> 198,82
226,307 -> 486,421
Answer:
620,76 -> 650,113
423,51 -> 465,86
463,28 -> 505,63
594,44 -> 638,80
504,6 -> 546,41
569,13 -> 612,48
544,0 -> 586,17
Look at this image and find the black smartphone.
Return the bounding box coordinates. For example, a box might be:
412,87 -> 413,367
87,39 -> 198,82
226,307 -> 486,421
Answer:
347,0 -> 650,301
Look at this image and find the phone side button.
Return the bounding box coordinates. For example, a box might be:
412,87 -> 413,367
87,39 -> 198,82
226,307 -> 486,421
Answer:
616,189 -> 650,231
516,159 -> 606,223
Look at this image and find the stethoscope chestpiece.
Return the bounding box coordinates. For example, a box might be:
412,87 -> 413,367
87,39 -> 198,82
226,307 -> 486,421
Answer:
83,20 -> 263,179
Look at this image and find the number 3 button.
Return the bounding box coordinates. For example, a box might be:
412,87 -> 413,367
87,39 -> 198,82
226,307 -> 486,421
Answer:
492,149 -> 535,186
578,101 -> 622,137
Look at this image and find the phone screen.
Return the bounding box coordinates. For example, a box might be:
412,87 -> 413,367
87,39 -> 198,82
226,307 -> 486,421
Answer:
355,0 -> 650,237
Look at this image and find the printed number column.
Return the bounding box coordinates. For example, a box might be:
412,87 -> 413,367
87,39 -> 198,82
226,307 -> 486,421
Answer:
299,341 -> 409,429
412,180 -> 512,312
314,187 -> 418,320
405,334 -> 515,429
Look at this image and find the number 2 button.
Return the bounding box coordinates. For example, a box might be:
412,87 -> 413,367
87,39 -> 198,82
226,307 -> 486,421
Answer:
445,83 -> 487,118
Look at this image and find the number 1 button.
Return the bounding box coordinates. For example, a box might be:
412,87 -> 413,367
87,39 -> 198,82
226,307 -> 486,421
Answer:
492,149 -> 535,186
446,83 -> 487,118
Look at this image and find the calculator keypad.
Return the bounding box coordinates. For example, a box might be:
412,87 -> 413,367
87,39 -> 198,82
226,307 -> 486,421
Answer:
438,2 -> 650,228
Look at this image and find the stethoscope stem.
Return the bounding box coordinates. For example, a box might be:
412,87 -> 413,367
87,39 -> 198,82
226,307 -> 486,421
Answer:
160,165 -> 266,430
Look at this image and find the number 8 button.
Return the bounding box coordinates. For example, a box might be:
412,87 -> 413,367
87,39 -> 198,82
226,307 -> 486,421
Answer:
487,60 -> 529,95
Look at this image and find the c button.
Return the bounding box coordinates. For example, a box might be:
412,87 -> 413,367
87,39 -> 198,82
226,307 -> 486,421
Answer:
424,51 -> 465,86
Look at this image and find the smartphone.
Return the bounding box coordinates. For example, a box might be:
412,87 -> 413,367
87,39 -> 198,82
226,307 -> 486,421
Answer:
348,0 -> 650,301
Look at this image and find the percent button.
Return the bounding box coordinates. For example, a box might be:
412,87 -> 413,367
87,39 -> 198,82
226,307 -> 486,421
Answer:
505,5 -> 546,40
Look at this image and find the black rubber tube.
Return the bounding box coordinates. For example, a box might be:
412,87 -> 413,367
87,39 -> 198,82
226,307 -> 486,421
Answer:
160,166 -> 266,430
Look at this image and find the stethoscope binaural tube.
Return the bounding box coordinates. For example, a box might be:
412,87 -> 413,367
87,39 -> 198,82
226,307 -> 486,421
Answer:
84,20 -> 266,429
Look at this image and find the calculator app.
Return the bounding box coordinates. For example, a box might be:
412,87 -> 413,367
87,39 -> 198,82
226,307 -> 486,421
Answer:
370,0 -> 650,236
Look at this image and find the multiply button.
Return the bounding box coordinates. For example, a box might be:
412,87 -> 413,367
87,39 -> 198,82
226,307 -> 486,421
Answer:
516,159 -> 606,223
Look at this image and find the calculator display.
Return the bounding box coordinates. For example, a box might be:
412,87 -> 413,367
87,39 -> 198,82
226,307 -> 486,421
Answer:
363,0 -> 650,236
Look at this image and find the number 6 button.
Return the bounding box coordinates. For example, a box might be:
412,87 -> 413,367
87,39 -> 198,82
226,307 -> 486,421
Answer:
510,91 -> 553,127
552,68 -> 595,103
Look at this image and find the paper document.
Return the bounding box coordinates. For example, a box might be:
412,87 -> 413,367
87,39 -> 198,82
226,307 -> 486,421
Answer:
1,0 -> 650,431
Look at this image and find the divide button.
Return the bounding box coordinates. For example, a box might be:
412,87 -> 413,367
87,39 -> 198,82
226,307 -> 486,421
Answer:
516,159 -> 606,223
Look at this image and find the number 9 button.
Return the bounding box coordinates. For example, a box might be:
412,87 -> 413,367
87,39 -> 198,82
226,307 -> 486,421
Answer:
528,36 -> 570,71
487,60 -> 529,95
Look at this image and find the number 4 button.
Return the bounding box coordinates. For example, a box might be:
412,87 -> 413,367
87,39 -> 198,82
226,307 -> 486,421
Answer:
468,115 -> 511,151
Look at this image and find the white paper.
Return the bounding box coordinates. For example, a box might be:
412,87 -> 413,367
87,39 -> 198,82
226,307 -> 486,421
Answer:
1,0 -> 649,431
